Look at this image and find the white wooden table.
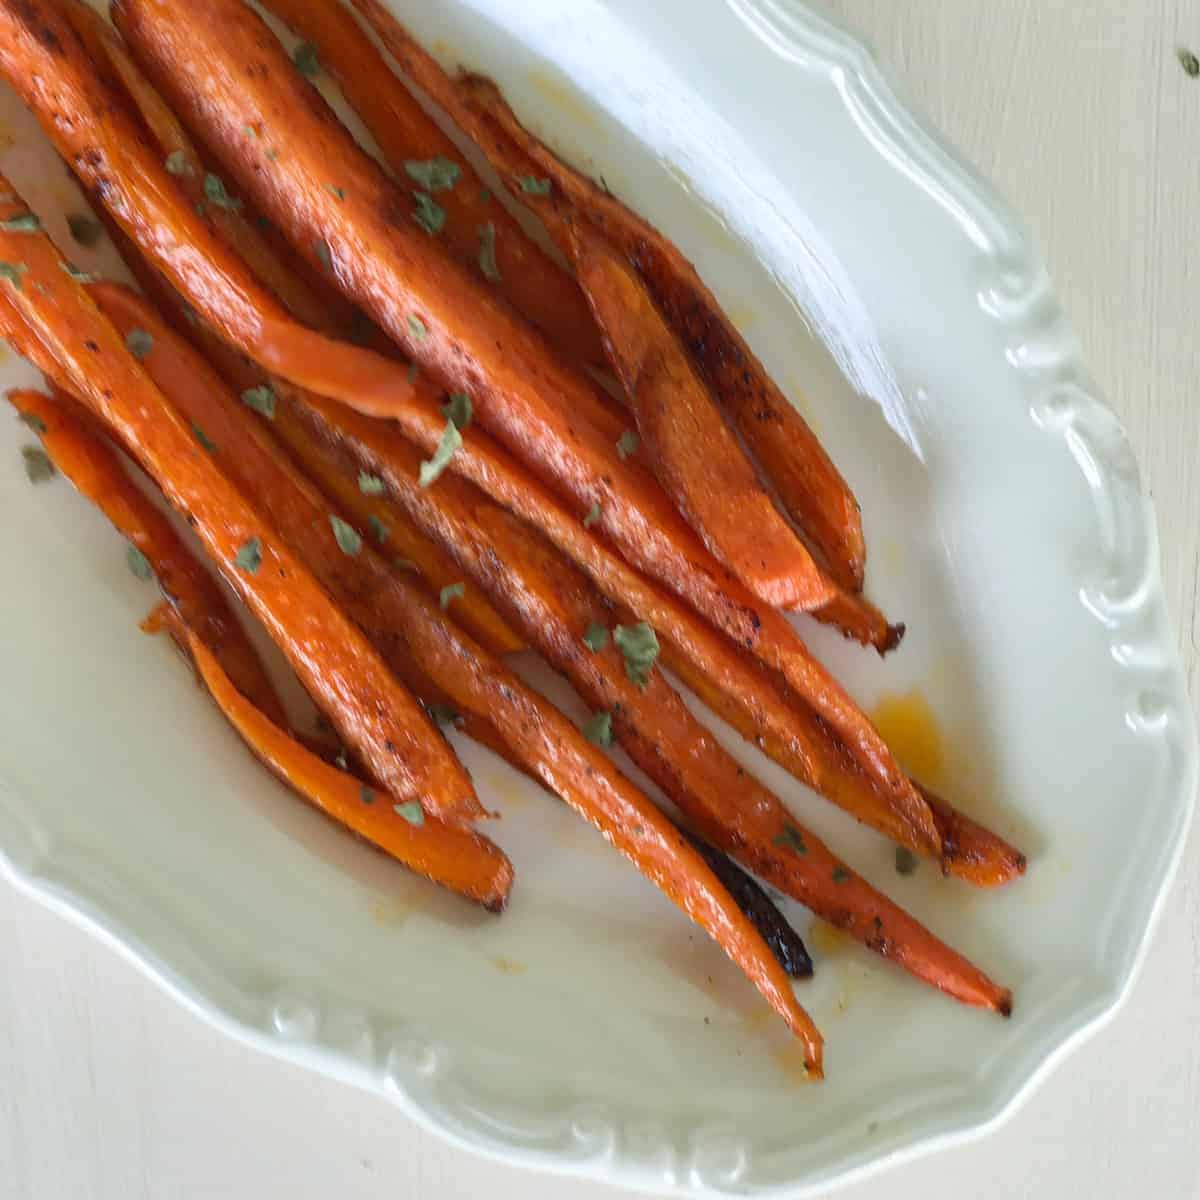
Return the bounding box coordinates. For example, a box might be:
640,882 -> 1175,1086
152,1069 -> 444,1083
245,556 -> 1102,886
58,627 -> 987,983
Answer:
3,3 -> 1198,1197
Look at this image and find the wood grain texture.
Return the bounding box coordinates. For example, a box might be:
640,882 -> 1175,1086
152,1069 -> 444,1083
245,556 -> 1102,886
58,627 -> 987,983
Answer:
2,2 -> 1198,1197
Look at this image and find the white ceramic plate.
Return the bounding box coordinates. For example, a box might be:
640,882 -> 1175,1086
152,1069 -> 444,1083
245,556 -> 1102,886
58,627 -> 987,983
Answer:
0,0 -> 1195,1196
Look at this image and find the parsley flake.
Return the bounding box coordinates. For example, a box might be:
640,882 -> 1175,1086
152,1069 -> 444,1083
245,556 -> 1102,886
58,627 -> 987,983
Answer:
0,261 -> 27,290
439,582 -> 464,609
407,313 -> 427,342
832,865 -> 851,884
235,537 -> 262,574
66,213 -> 102,245
368,514 -> 389,545
895,847 -> 918,876
616,430 -> 639,460
583,502 -> 602,528
394,800 -> 425,826
330,514 -> 363,556
477,221 -> 501,281
582,622 -> 609,652
773,825 -> 807,855
314,239 -> 333,271
192,423 -> 216,452
17,410 -> 46,434
125,329 -> 153,360
613,621 -> 659,688
0,212 -> 40,233
358,472 -> 385,495
519,176 -> 552,196
360,785 -> 375,805
404,157 -> 460,193
582,710 -> 613,746
411,190 -> 445,235
441,391 -> 472,430
1180,47 -> 1200,77
61,260 -> 98,283
292,41 -> 321,77
203,173 -> 242,211
427,702 -> 460,726
325,183 -> 346,201
164,150 -> 192,176
126,545 -> 153,581
21,445 -> 55,483
240,384 -> 275,418
418,420 -> 461,487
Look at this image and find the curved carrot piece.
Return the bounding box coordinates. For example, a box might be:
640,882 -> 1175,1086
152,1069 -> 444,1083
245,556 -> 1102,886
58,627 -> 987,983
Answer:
571,221 -> 831,609
182,631 -> 513,910
5,384 -> 287,727
82,285 -> 823,1066
111,0 -> 835,614
256,0 -> 604,367
0,179 -> 480,824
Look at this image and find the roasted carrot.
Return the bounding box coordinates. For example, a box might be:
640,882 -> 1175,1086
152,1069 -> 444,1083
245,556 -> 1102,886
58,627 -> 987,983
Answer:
5,384 -> 287,726
111,0 -> 839,615
569,219 -> 833,609
255,0 -> 604,366
0,179 -> 480,824
172,630 -> 512,910
82,282 -> 824,1065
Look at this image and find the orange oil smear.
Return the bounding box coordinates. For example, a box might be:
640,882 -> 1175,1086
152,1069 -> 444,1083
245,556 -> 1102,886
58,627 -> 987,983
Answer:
869,689 -> 945,790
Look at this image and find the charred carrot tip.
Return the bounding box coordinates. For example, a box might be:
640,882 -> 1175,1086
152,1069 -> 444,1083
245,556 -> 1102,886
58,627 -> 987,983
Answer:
880,621 -> 906,655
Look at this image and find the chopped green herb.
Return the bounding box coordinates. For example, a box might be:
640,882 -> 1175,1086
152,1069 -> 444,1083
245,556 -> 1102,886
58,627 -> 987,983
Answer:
582,502 -> 602,528
325,183 -> 346,201
164,150 -> 192,176
403,157 -> 460,193
126,544 -> 153,581
895,847 -> 918,876
240,384 -> 275,418
407,313 -> 427,342
243,124 -> 258,139
613,621 -> 659,688
21,445 -> 55,483
314,239 -> 333,271
832,865 -> 851,884
358,471 -> 385,495
582,621 -> 609,652
394,558 -> 417,571
616,430 -> 639,460
394,800 -> 425,826
519,176 -> 552,196
773,824 -> 807,855
427,702 -> 460,726
66,213 -> 104,247
477,221 -> 501,282
0,261 -> 27,291
439,582 -> 465,609
360,785 -> 375,805
411,190 -> 445,235
16,410 -> 46,434
60,260 -> 98,283
441,391 -> 472,430
235,537 -> 262,574
0,213 -> 40,233
406,361 -> 420,385
330,514 -> 363,556
191,423 -> 216,452
265,147 -> 279,162
292,41 -> 321,77
125,329 -> 154,360
478,186 -> 492,204
368,514 -> 389,545
203,173 -> 242,212
1180,47 -> 1200,77
419,419 -> 461,487
582,710 -> 613,746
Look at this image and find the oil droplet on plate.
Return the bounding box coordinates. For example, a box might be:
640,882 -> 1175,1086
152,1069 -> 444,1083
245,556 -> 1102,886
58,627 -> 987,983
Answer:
772,1041 -> 815,1085
489,955 -> 527,976
807,920 -> 853,958
526,66 -> 602,133
870,689 -> 944,788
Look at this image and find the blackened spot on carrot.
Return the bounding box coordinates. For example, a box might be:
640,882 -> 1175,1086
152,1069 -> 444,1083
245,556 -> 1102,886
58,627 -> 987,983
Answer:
84,339 -> 99,352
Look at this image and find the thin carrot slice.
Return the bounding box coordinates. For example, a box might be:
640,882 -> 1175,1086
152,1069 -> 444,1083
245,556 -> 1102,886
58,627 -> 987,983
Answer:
0,179 -> 480,824
180,630 -> 513,910
256,0 -> 604,366
5,384 -> 288,727
81,282 -> 824,1065
111,0 -> 836,614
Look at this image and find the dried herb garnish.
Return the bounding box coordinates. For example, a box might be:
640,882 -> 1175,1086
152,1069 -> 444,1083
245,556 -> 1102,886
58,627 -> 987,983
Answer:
16,410 -> 45,434
477,222 -> 501,281
519,176 -> 552,196
895,847 -> 918,876
330,514 -> 363,556
441,391 -> 472,430
125,329 -> 154,360
0,213 -> 40,233
292,41 -> 321,78
192,423 -> 216,452
418,419 -> 461,487
582,621 -> 609,652
1180,47 -> 1200,77
240,384 -> 275,418
126,545 -> 153,581
404,157 -> 460,193
583,502 -> 602,528
394,800 -> 425,826
411,191 -> 445,235
360,785 -> 375,805
358,472 -> 385,495
407,313 -> 427,342
21,446 -> 55,483
832,865 -> 851,884
616,430 -> 639,460
773,825 -> 807,855
368,514 -> 389,545
582,710 -> 613,746
164,150 -> 192,176
0,261 -> 27,290
439,582 -> 464,609
60,260 -> 98,283
203,173 -> 242,212
613,621 -> 659,688
235,537 -> 262,574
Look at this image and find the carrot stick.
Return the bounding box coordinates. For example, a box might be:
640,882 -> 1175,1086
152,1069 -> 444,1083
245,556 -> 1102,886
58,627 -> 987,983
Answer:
255,0 -> 604,367
110,0 -> 838,615
167,629 -> 511,909
81,283 -> 824,1065
569,220 -> 835,609
5,384 -> 288,727
413,51 -> 866,591
0,179 -> 481,825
